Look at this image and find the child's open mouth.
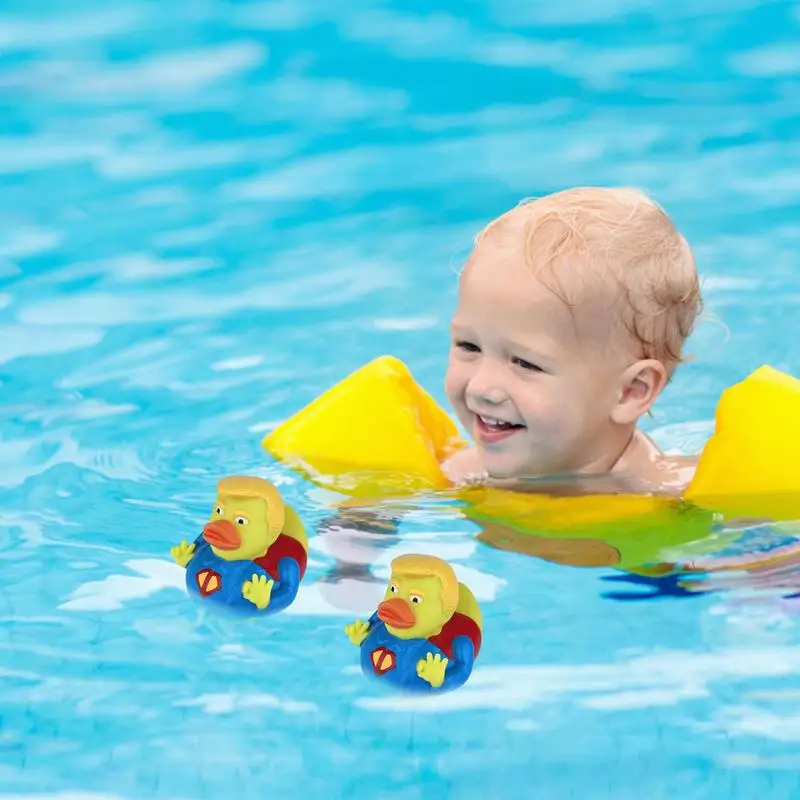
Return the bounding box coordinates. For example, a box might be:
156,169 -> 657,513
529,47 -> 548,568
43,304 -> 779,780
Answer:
475,413 -> 525,444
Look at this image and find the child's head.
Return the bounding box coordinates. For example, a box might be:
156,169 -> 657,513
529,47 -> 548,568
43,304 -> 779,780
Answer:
445,186 -> 701,479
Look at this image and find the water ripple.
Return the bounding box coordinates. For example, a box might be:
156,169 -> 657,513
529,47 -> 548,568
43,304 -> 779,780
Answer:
1,0 -> 799,796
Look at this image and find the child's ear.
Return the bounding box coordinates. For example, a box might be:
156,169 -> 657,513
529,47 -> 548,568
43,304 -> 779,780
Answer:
611,359 -> 668,425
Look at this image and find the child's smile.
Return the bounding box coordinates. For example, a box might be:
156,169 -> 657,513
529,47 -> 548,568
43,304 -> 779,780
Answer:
473,413 -> 526,445
444,212 -> 650,481
442,187 -> 700,490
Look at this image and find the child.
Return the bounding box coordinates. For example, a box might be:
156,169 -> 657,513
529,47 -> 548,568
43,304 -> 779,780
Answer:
441,186 -> 702,497
315,187 -> 703,593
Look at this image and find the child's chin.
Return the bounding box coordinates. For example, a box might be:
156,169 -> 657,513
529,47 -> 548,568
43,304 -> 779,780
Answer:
479,453 -> 524,481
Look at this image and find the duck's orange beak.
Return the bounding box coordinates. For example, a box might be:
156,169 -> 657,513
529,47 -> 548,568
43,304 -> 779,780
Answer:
203,520 -> 241,550
377,597 -> 416,629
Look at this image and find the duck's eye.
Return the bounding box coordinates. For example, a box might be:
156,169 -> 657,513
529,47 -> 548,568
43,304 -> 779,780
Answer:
389,583 -> 398,594
235,516 -> 248,526
215,505 -> 223,515
410,594 -> 423,604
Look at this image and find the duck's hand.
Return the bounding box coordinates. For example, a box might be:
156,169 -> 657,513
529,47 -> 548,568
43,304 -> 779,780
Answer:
344,618 -> 370,646
417,652 -> 448,688
171,540 -> 196,568
242,574 -> 274,610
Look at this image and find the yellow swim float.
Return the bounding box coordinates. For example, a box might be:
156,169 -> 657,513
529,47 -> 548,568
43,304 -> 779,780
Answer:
263,356 -> 466,498
684,364 -> 800,520
262,356 -> 800,557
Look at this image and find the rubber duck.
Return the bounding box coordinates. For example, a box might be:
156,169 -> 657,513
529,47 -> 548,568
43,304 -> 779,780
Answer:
170,475 -> 308,614
345,554 -> 482,692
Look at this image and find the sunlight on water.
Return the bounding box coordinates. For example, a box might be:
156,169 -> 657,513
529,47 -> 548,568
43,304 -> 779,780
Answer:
1,0 -> 799,797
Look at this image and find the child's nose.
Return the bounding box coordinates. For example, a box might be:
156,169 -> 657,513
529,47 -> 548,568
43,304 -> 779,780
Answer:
467,363 -> 508,405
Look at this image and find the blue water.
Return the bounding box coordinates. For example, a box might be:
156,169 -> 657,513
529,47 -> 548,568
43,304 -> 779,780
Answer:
2,0 -> 800,797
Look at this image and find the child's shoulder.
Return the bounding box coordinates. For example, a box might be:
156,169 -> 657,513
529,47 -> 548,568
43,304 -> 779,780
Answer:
440,432 -> 699,497
612,430 -> 698,496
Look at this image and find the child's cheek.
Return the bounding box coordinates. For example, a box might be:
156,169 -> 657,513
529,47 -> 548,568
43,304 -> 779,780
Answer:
444,360 -> 470,403
521,396 -> 571,442
519,390 -> 557,426
443,368 -> 457,401
444,366 -> 471,428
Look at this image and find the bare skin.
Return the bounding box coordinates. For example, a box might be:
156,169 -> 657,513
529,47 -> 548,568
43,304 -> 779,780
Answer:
442,433 -> 698,498
442,210 -> 698,499
318,192 -> 707,579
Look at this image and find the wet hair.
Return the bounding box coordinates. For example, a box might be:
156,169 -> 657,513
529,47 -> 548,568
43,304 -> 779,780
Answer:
474,187 -> 702,376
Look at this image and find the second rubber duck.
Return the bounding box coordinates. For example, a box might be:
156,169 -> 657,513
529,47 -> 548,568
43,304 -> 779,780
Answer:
346,554 -> 482,692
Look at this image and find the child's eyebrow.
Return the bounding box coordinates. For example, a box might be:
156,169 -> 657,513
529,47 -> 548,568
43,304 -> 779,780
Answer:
506,337 -> 560,363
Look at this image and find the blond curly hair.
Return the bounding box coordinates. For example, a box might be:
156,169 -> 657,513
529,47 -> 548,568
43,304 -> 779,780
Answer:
473,187 -> 702,377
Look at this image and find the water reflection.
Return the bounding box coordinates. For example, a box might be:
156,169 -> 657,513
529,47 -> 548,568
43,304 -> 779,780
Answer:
603,521 -> 800,603
313,501 -> 404,613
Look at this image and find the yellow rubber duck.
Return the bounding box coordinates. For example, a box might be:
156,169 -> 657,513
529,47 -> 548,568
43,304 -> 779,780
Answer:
171,475 -> 308,614
345,554 -> 482,692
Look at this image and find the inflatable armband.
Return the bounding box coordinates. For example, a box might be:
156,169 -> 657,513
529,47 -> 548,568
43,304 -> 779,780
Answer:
685,365 -> 800,520
262,354 -> 800,540
263,356 -> 466,498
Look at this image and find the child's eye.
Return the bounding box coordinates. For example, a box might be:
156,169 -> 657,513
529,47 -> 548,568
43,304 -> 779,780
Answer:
513,357 -> 543,372
455,340 -> 481,353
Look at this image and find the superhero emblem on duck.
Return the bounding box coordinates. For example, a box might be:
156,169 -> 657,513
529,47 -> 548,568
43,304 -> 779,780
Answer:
345,554 -> 482,692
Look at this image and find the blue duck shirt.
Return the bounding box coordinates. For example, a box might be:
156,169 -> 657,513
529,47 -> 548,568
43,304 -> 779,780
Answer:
360,611 -> 480,692
185,533 -> 307,614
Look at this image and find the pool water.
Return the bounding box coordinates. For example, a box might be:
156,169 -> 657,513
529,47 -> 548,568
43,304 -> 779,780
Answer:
2,0 -> 800,797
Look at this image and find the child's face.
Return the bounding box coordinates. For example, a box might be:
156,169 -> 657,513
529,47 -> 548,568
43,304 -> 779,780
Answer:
445,237 -> 630,479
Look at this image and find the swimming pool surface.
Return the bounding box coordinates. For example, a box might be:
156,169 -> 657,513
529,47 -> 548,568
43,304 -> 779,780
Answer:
2,0 -> 800,797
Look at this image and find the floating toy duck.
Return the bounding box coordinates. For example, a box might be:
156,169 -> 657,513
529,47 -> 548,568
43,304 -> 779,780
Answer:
171,476 -> 308,614
346,554 -> 482,692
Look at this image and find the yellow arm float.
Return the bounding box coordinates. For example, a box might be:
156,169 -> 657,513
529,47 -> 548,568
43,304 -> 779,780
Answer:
684,365 -> 800,520
263,356 -> 466,498
262,355 -> 800,568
